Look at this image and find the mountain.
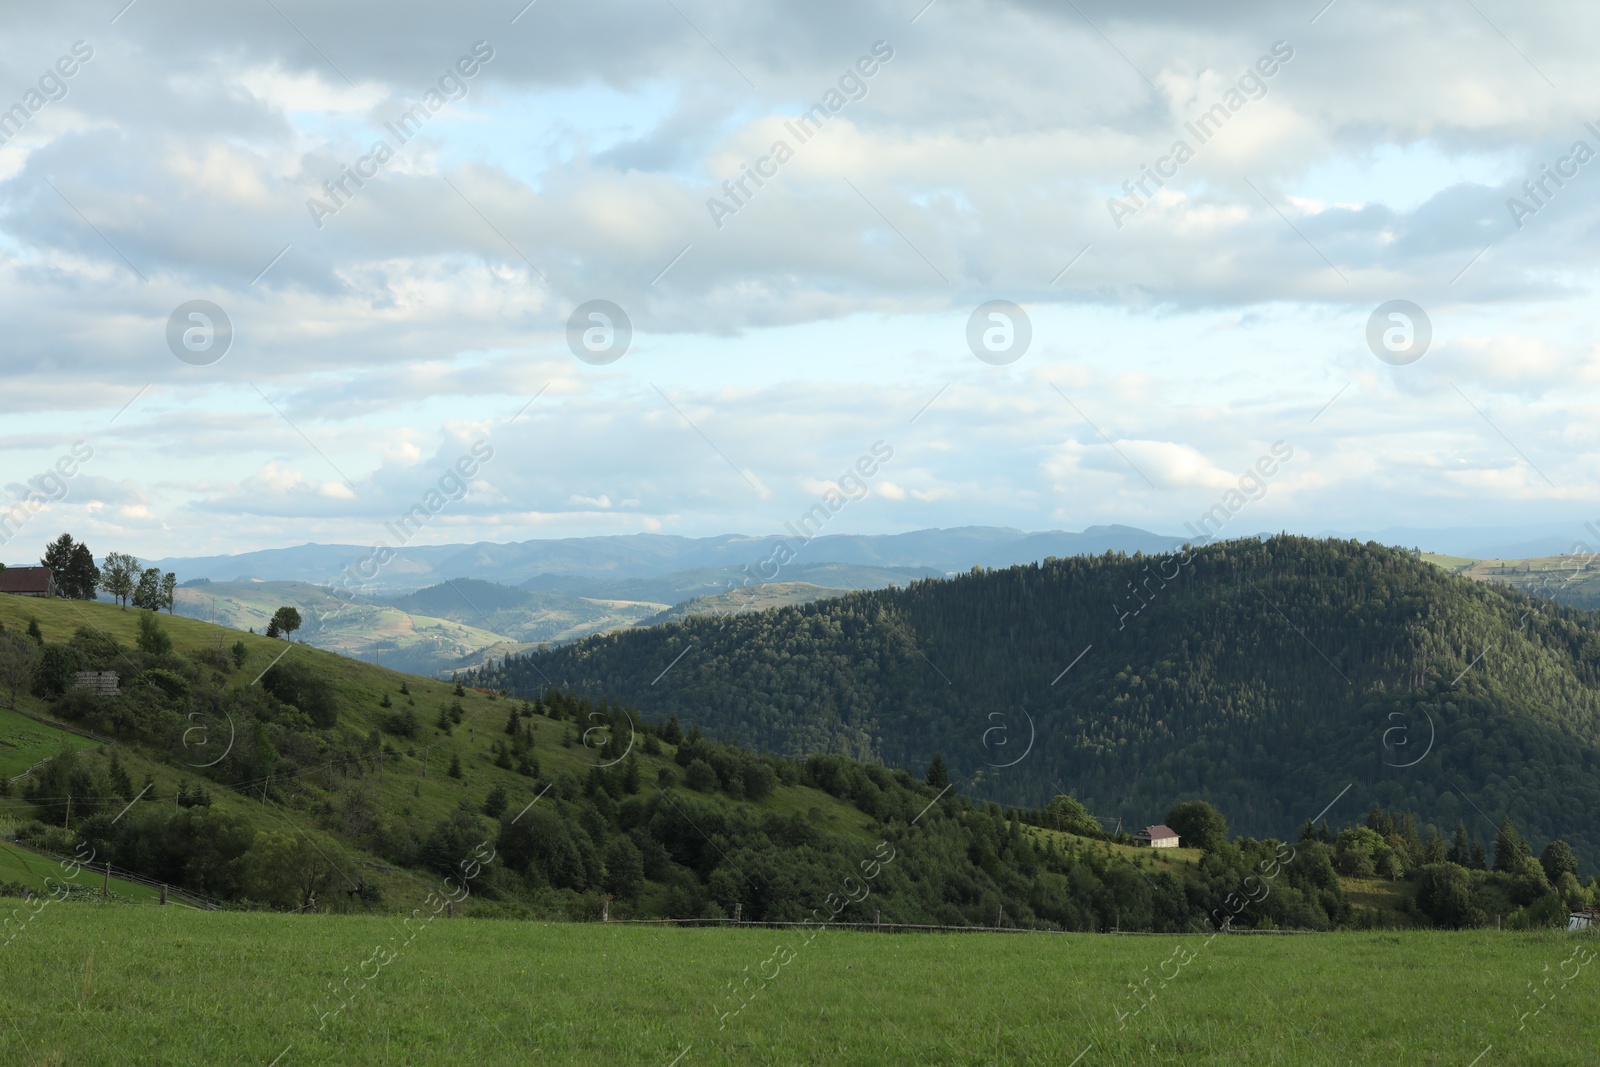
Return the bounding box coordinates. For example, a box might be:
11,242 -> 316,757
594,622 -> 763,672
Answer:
142,526 -> 1183,592
520,562 -> 941,605
0,590 -> 1357,932
471,536 -> 1600,869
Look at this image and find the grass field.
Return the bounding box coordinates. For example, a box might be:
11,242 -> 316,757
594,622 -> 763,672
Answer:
0,707 -> 95,781
3,909 -> 1595,1065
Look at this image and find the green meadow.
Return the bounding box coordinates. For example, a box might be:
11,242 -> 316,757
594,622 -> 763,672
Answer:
4,909 -> 1595,1065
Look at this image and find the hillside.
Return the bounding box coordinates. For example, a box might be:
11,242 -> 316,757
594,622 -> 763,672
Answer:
170,580 -> 514,676
474,536 -> 1600,869
0,592 -> 1358,933
1424,552 -> 1600,612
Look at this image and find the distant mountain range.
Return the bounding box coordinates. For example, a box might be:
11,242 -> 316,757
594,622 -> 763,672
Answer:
145,522 -> 1600,596
145,525 -> 1186,592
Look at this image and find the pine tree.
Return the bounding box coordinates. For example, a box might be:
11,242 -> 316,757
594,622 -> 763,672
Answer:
505,707 -> 520,735
1449,821 -> 1470,865
25,618 -> 42,646
662,715 -> 683,746
1468,838 -> 1488,871
448,754 -> 463,779
483,785 -> 507,818
925,753 -> 950,790
1493,817 -> 1528,873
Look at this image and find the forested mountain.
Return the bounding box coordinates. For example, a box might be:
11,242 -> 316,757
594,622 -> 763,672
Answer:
471,537 -> 1600,868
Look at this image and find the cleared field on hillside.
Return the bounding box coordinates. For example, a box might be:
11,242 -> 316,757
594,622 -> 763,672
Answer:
4,909 -> 1594,1065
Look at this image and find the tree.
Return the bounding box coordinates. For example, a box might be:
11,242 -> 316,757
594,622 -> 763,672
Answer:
66,543 -> 99,600
26,618 -> 42,646
1448,821 -> 1470,866
685,758 -> 717,792
231,641 -> 249,669
1166,800 -> 1229,852
661,715 -> 683,746
132,567 -> 163,610
603,837 -> 645,899
270,607 -> 302,641
0,632 -> 36,709
98,552 -> 139,607
161,572 -> 177,614
136,611 -> 172,656
1493,817 -> 1530,873
483,784 -> 508,818
447,754 -> 463,779
1541,840 -> 1579,883
40,534 -> 77,593
925,753 -> 950,790
1046,794 -> 1102,837
1468,839 -> 1488,871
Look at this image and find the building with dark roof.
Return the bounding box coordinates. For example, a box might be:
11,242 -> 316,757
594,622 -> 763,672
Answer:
0,565 -> 56,598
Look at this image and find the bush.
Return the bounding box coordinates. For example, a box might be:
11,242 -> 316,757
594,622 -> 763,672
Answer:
684,759 -> 717,793
32,644 -> 87,700
261,660 -> 339,728
383,709 -> 419,738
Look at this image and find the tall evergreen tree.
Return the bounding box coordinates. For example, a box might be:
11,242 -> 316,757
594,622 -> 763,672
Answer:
40,533 -> 76,593
66,542 -> 100,599
1468,838 -> 1488,871
1449,821 -> 1470,866
925,753 -> 950,790
1493,817 -> 1528,873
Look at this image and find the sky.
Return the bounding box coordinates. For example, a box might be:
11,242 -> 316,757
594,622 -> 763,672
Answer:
3,0 -> 1600,561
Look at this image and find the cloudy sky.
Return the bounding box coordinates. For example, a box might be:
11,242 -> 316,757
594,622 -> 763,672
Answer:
2,0 -> 1598,561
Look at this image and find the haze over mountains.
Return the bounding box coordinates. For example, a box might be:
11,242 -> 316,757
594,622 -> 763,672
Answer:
145,521 -> 1600,593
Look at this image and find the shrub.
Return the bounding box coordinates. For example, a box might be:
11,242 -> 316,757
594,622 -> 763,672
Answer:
684,759 -> 717,793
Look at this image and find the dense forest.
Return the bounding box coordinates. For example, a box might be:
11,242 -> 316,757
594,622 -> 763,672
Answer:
471,536 -> 1600,869
4,600 -> 1593,930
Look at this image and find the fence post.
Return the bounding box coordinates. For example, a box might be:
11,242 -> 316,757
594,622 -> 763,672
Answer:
875,909 -> 881,929
103,862 -> 109,900
159,886 -> 167,907
446,901 -> 453,919
603,898 -> 610,923
733,902 -> 742,925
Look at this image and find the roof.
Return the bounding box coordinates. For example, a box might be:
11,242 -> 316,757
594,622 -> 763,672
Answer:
0,566 -> 55,594
1136,824 -> 1180,840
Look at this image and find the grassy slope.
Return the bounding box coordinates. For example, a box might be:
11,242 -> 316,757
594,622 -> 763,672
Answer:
4,910 -> 1594,1065
0,594 -> 876,916
0,706 -> 96,780
170,581 -> 512,676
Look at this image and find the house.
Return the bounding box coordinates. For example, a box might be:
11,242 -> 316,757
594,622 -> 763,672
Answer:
0,566 -> 56,598
1569,905 -> 1600,932
1135,824 -> 1181,848
73,672 -> 120,697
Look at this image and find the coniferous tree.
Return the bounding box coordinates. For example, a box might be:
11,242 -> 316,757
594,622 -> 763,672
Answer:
1449,821 -> 1470,866
40,534 -> 77,594
1468,838 -> 1488,871
1493,818 -> 1528,873
66,542 -> 99,599
925,753 -> 950,790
